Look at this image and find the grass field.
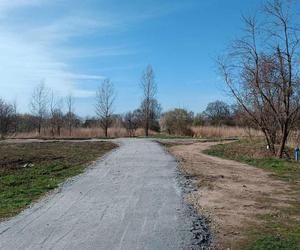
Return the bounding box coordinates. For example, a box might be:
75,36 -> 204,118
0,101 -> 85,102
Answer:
0,141 -> 117,220
204,140 -> 300,250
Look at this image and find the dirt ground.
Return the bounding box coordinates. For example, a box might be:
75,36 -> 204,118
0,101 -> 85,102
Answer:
167,142 -> 294,249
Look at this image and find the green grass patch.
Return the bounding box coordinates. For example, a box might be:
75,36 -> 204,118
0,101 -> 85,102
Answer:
251,235 -> 298,250
204,140 -> 300,183
204,139 -> 300,249
0,141 -> 116,220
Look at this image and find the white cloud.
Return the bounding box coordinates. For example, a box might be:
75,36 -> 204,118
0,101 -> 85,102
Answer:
0,0 -> 49,18
0,0 -> 40,10
0,28 -> 101,111
57,46 -> 135,59
26,15 -> 115,46
0,2 -> 111,113
0,0 -> 185,115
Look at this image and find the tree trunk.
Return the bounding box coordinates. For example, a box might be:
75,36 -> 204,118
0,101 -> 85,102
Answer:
69,122 -> 72,136
277,125 -> 289,158
57,125 -> 61,136
105,126 -> 108,138
51,124 -> 54,137
38,119 -> 41,136
145,120 -> 149,137
262,128 -> 276,155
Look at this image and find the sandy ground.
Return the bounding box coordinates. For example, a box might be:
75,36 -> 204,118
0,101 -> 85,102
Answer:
168,142 -> 293,249
0,139 -> 208,250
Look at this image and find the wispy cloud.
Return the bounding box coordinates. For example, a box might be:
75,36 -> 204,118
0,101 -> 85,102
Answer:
0,1 -> 110,111
0,0 -> 41,12
57,46 -> 135,59
0,0 -> 187,115
26,15 -> 115,45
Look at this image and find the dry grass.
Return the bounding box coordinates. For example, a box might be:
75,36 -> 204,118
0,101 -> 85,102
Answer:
10,127 -> 158,139
191,126 -> 262,139
191,126 -> 300,149
10,125 -> 264,140
12,127 -> 127,138
287,131 -> 300,148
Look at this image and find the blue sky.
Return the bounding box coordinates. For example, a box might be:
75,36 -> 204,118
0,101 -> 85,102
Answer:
0,0 -> 264,117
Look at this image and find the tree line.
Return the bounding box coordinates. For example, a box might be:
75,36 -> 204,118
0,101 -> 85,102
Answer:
0,64 -> 264,140
0,65 -> 161,139
0,82 -> 246,140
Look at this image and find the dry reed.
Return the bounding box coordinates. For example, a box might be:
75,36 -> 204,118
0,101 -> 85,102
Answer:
10,127 -> 158,139
191,126 -> 262,139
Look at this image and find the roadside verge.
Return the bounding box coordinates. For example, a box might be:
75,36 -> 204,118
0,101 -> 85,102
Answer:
162,140 -> 299,249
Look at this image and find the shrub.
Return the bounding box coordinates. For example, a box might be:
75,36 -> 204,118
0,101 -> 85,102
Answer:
160,108 -> 193,136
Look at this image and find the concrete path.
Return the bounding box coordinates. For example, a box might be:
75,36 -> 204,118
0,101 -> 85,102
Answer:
0,139 -> 202,250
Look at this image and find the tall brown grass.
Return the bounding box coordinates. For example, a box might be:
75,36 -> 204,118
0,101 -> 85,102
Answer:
287,131 -> 300,148
11,127 -> 126,139
10,127 -> 158,139
191,126 -> 300,148
191,126 -> 262,139
10,125 -> 263,140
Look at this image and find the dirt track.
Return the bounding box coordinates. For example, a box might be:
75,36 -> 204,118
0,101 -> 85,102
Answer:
0,139 -> 209,250
169,142 -> 292,249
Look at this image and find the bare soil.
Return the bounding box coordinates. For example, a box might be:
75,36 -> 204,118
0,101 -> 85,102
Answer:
167,141 -> 294,249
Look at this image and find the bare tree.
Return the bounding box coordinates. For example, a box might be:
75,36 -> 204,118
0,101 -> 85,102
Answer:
50,92 -> 63,137
30,83 -> 49,136
11,100 -> 18,134
66,94 -> 74,136
218,0 -> 300,158
95,79 -> 115,138
122,111 -> 140,137
0,98 -> 14,139
140,65 -> 158,136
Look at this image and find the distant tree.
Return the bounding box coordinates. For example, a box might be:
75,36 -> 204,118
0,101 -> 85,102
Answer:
123,111 -> 140,137
193,113 -> 205,126
11,100 -> 18,134
204,101 -> 232,126
50,92 -> 63,137
30,83 -> 49,135
95,79 -> 116,138
66,94 -> 74,136
140,65 -> 159,136
140,98 -> 161,133
160,108 -> 193,136
0,98 -> 14,139
52,109 -> 64,136
83,117 -> 98,128
110,114 -> 123,128
14,114 -> 36,133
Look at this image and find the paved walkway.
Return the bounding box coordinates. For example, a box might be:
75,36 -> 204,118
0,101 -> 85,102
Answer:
0,139 -> 198,250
